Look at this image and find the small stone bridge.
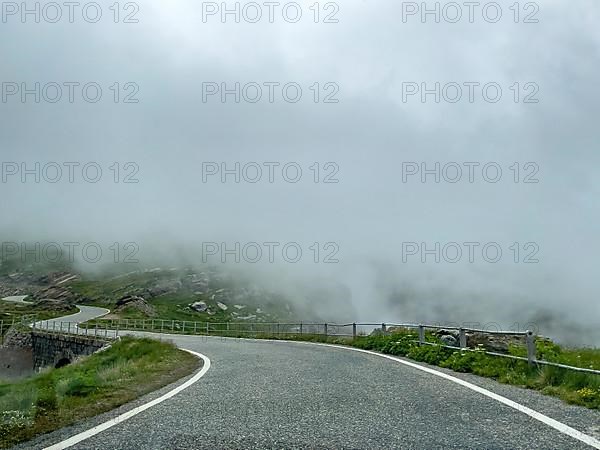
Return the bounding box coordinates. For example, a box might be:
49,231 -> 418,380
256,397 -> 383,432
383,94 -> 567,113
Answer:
0,328 -> 109,379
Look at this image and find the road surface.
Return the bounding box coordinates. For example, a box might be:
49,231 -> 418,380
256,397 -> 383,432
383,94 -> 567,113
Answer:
17,310 -> 600,450
1,295 -> 32,304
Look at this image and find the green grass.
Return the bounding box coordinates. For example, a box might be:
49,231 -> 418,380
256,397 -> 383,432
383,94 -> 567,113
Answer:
70,270 -> 294,323
0,336 -> 199,448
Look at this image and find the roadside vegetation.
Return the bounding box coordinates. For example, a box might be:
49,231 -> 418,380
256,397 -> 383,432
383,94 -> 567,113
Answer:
0,336 -> 199,449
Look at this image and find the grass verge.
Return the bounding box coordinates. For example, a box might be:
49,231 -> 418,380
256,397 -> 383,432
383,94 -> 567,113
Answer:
0,336 -> 199,449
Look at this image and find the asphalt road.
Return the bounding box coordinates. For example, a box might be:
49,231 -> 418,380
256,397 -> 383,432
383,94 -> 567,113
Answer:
1,295 -> 32,304
34,305 -> 110,330
18,321 -> 600,450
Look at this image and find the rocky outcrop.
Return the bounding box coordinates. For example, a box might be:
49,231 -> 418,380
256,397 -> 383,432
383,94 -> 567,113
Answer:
190,301 -> 207,312
115,295 -> 156,317
466,332 -> 525,353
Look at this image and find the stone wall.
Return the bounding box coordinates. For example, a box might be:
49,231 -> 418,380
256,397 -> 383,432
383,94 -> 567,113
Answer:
0,328 -> 109,378
0,348 -> 34,380
31,332 -> 108,370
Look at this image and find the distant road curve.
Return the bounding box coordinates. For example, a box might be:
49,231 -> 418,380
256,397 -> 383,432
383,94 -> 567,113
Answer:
33,305 -> 109,331
1,295 -> 33,304
19,310 -> 600,450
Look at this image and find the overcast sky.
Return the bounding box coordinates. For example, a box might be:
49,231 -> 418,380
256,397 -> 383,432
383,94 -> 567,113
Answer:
1,0 -> 599,343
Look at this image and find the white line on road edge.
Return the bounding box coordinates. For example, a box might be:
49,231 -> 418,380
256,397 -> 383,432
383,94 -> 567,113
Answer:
43,350 -> 211,450
309,342 -> 600,449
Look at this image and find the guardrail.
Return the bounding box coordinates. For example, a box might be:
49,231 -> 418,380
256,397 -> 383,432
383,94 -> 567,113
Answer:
3,317 -> 599,376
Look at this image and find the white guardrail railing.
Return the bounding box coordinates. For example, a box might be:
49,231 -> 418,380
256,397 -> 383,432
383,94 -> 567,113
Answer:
1,316 -> 598,376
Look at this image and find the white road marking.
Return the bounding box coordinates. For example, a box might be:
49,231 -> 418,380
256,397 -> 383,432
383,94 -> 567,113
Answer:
310,342 -> 600,449
43,349 -> 211,450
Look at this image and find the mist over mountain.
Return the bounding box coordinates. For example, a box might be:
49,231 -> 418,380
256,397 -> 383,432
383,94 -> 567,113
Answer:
1,1 -> 599,345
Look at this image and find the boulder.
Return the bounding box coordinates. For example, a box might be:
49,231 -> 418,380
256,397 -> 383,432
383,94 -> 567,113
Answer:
440,335 -> 458,347
466,332 -> 525,353
217,302 -> 228,311
115,295 -> 156,317
190,301 -> 207,312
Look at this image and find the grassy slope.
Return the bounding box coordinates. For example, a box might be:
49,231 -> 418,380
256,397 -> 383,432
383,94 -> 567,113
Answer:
0,337 -> 199,448
70,271 -> 294,323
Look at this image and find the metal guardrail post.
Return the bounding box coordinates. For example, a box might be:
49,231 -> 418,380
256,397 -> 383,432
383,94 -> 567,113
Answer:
206,322 -> 209,334
183,321 -> 186,333
353,322 -> 357,338
382,323 -> 386,333
324,323 -> 328,337
526,330 -> 536,366
300,322 -> 303,335
418,325 -> 424,345
459,328 -> 467,349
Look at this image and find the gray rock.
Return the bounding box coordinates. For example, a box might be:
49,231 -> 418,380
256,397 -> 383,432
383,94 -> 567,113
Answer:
217,302 -> 228,311
440,335 -> 458,347
190,301 -> 207,312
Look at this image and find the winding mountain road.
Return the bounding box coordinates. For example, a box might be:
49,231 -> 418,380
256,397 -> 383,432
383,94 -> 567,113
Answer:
19,307 -> 600,450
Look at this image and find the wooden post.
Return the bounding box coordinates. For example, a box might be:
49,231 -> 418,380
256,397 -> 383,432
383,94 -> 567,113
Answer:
418,325 -> 425,345
459,328 -> 467,349
353,322 -> 357,338
526,330 -> 536,366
